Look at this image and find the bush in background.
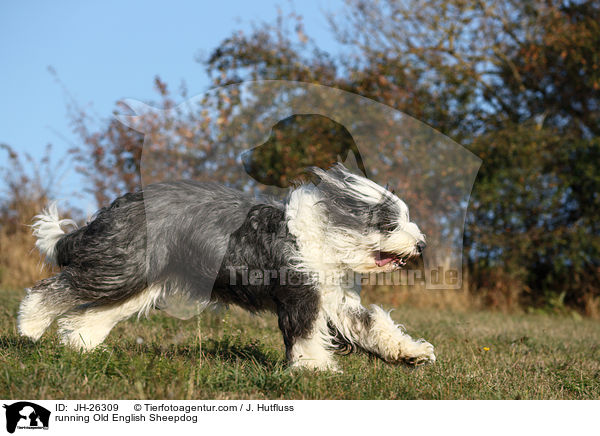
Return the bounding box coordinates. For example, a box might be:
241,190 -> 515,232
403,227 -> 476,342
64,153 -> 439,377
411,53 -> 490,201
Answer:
0,144 -> 71,288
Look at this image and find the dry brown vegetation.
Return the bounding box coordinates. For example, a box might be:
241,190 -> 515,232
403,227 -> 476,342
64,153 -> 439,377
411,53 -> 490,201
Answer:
0,144 -> 67,288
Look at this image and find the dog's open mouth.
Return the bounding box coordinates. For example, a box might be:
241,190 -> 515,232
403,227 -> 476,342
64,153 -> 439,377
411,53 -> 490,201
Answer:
374,251 -> 407,268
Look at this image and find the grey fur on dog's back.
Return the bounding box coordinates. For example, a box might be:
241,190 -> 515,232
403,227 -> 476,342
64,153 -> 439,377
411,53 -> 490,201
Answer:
55,181 -> 262,304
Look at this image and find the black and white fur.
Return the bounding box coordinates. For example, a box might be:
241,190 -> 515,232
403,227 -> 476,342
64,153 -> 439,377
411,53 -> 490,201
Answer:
18,164 -> 435,370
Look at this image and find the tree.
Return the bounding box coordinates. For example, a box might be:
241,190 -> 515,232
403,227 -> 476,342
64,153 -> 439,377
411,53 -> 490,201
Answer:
202,0 -> 599,311
68,0 -> 600,312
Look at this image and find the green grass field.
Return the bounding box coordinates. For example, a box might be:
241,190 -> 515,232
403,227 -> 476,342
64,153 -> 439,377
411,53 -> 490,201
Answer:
1,288 -> 599,400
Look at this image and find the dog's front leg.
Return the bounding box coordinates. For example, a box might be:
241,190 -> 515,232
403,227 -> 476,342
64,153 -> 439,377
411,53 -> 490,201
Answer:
276,300 -> 338,371
364,305 -> 436,365
329,300 -> 436,365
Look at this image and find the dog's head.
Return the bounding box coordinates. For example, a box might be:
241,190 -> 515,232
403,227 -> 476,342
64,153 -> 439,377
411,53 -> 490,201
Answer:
286,164 -> 425,274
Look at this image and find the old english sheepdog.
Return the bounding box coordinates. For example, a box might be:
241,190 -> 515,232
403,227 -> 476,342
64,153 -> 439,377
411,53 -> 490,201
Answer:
18,164 -> 435,370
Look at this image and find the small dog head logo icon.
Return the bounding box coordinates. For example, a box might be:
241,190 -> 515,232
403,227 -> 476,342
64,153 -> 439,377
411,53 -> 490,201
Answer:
3,402 -> 50,433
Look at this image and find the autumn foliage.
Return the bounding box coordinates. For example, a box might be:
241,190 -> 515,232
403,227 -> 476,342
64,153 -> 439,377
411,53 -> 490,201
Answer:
1,0 -> 598,315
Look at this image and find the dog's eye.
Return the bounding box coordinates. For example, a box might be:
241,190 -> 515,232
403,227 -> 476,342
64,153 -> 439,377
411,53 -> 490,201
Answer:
379,221 -> 398,232
366,204 -> 399,233
369,218 -> 398,233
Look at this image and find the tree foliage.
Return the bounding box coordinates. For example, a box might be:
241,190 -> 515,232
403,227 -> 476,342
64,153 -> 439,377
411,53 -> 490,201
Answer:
66,0 -> 599,312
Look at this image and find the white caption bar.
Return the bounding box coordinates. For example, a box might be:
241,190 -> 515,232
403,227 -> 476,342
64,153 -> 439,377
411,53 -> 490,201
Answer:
0,400 -> 596,435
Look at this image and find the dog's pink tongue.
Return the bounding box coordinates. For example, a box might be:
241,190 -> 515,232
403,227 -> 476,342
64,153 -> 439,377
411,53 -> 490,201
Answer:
375,253 -> 394,267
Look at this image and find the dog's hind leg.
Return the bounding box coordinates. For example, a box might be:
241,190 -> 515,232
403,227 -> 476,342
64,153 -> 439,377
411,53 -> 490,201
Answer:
18,275 -> 78,341
57,285 -> 163,351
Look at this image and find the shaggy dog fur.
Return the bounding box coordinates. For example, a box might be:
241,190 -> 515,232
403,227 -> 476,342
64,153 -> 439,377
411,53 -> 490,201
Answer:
18,164 -> 435,370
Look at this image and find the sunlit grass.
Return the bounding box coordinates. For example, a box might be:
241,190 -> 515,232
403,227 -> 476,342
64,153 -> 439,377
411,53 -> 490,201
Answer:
1,288 -> 598,399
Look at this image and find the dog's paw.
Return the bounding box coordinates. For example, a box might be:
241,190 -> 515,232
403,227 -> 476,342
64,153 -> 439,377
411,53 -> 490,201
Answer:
397,340 -> 436,366
402,353 -> 435,366
393,339 -> 436,366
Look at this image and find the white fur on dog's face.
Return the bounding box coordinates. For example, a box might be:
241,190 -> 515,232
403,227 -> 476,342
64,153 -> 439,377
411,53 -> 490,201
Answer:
286,164 -> 425,276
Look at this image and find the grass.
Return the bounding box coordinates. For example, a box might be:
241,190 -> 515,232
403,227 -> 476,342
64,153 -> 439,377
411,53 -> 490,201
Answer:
1,288 -> 599,399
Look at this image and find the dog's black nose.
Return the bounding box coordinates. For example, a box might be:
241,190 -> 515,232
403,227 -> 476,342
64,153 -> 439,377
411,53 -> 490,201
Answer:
416,241 -> 426,254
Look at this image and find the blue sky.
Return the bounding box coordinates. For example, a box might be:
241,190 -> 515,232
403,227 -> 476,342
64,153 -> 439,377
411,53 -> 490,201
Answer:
0,0 -> 341,212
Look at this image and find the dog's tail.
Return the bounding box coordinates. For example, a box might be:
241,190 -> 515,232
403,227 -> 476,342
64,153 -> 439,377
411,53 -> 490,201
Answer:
32,202 -> 78,265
